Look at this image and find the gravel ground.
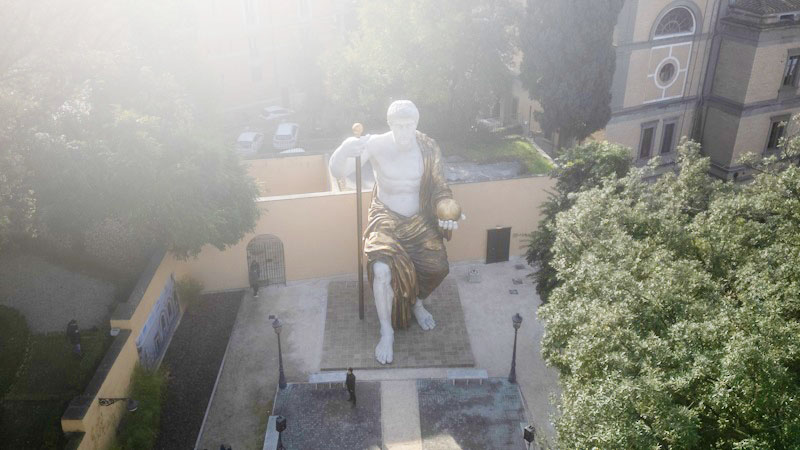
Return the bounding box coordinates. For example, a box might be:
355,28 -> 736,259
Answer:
0,254 -> 117,333
273,382 -> 382,450
154,290 -> 243,450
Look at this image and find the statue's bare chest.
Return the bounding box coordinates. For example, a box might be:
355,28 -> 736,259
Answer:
372,146 -> 424,184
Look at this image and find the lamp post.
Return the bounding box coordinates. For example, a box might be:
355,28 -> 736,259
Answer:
275,415 -> 287,450
272,317 -> 287,389
98,398 -> 139,412
523,424 -> 536,449
508,313 -> 523,384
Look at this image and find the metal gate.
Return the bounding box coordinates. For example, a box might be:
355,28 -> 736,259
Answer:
246,235 -> 286,286
486,227 -> 511,264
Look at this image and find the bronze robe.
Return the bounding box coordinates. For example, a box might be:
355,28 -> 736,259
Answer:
364,132 -> 452,329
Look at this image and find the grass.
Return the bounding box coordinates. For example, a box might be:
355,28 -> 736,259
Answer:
110,364 -> 168,450
0,328 -> 111,449
442,134 -> 553,176
0,306 -> 29,397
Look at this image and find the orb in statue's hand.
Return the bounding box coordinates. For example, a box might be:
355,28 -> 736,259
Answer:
436,199 -> 462,221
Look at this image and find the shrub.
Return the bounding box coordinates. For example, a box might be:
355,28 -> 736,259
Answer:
0,306 -> 30,396
176,275 -> 204,308
111,364 -> 168,450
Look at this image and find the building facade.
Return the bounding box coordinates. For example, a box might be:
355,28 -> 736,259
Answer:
510,0 -> 800,179
192,0 -> 345,116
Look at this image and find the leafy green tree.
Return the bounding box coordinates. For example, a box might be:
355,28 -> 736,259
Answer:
525,141 -> 630,302
541,141 -> 800,448
0,1 -> 259,258
519,0 -> 623,147
325,0 -> 517,138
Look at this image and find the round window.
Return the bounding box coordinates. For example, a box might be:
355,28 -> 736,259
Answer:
659,63 -> 676,84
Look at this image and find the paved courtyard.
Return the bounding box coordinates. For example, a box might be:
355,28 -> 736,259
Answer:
322,279 -> 474,370
418,379 -> 527,450
197,257 -> 561,450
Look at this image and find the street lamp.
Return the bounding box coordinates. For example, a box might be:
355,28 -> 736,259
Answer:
275,415 -> 287,450
508,313 -> 523,384
98,398 -> 139,412
523,424 -> 536,449
272,317 -> 287,389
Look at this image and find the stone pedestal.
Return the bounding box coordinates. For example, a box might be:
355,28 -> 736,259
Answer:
320,278 -> 474,370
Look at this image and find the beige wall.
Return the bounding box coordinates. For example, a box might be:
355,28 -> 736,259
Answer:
64,252 -> 182,450
177,176 -> 556,292
62,337 -> 139,450
745,42 -> 798,104
245,154 -> 330,196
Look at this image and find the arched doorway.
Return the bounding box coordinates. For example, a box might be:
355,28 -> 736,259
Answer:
247,234 -> 286,286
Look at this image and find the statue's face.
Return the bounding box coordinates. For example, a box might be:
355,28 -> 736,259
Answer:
389,118 -> 417,150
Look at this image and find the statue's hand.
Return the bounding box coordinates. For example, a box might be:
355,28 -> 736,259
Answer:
438,213 -> 466,231
339,136 -> 367,159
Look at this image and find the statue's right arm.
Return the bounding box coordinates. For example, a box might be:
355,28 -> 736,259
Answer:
329,136 -> 371,178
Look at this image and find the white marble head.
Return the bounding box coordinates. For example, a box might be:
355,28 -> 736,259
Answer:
387,100 -> 419,150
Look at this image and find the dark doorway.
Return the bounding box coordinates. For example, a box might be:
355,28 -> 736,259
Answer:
486,227 -> 511,264
246,234 -> 286,286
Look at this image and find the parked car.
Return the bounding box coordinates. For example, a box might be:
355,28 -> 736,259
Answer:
260,106 -> 294,122
475,117 -> 503,132
273,123 -> 299,150
236,132 -> 265,154
279,147 -> 306,155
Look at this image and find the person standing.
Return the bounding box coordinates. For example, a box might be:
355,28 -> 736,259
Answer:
346,367 -> 356,405
249,260 -> 261,297
66,319 -> 82,357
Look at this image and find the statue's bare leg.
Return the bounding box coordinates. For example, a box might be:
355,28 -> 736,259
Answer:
413,301 -> 436,330
372,261 -> 394,364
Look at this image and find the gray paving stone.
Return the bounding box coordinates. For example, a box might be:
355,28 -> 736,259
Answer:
272,382 -> 382,450
417,378 -> 528,450
321,278 -> 474,370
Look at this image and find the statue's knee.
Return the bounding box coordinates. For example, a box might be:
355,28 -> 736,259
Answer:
373,262 -> 391,284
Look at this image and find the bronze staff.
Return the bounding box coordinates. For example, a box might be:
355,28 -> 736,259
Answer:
352,122 -> 365,320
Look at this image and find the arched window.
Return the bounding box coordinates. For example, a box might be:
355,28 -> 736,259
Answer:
654,7 -> 695,39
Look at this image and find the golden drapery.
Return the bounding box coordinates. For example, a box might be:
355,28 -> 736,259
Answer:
364,132 -> 452,329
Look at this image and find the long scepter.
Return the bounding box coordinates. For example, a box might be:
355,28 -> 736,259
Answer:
352,122 -> 365,320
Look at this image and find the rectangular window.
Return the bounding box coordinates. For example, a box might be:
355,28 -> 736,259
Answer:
297,0 -> 311,19
251,66 -> 262,82
243,0 -> 257,26
783,55 -> 800,87
767,117 -> 788,151
660,121 -> 676,154
511,97 -> 519,121
248,37 -> 259,57
639,123 -> 656,159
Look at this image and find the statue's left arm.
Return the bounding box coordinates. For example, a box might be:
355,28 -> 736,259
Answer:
429,140 -> 453,208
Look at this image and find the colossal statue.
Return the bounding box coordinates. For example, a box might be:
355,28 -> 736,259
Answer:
329,100 -> 463,364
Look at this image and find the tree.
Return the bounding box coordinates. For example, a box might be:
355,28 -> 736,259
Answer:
0,1 -> 259,258
540,141 -> 800,448
324,0 -> 517,138
525,141 -> 630,302
519,0 -> 623,147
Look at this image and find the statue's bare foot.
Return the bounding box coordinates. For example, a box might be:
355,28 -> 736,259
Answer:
413,301 -> 436,330
375,333 -> 394,364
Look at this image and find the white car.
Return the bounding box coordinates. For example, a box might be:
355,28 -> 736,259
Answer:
236,132 -> 265,154
273,123 -> 299,150
279,148 -> 306,155
260,106 -> 294,122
